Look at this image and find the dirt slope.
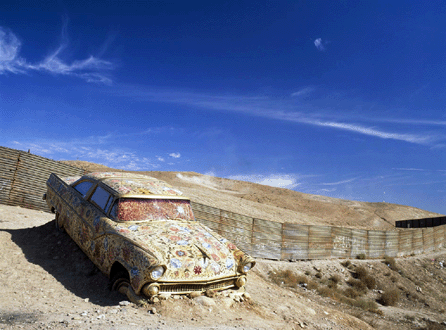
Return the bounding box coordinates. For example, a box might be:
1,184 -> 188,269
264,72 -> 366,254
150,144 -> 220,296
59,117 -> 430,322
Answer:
1,205 -> 445,330
61,160 -> 443,230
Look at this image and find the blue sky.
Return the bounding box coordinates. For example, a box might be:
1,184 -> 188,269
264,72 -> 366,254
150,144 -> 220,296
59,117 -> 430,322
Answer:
1,1 -> 445,215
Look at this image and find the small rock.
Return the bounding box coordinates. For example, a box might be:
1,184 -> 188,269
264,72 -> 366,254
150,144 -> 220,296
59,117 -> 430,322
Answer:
173,295 -> 180,300
84,298 -> 89,303
80,311 -> 88,317
194,296 -> 216,307
205,289 -> 217,298
159,293 -> 171,300
119,301 -> 130,306
97,314 -> 105,319
152,297 -> 159,303
189,292 -> 202,298
416,287 -> 422,293
242,292 -> 251,301
150,307 -> 157,315
107,309 -> 118,315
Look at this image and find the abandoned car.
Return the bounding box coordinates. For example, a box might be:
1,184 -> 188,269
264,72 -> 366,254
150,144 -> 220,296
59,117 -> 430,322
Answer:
44,172 -> 255,301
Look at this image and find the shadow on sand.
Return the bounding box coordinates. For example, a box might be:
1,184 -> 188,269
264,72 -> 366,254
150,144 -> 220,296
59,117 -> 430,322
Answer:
3,219 -> 125,307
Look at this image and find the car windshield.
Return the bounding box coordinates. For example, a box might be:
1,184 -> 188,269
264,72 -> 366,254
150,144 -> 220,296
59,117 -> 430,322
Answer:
111,198 -> 195,222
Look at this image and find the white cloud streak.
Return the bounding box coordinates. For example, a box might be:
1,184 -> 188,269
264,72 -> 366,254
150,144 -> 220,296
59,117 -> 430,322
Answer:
291,87 -> 315,97
0,26 -> 113,84
119,87 -> 441,146
320,177 -> 358,186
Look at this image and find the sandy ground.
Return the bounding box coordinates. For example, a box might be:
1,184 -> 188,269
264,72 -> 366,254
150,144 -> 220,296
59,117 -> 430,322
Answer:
1,205 -> 445,330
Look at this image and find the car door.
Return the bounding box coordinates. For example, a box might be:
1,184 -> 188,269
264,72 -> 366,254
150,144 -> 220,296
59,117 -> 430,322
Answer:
85,183 -> 115,272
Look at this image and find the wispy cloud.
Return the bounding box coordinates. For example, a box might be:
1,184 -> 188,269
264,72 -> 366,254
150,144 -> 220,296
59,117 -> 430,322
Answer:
291,87 -> 315,97
320,177 -> 358,186
228,173 -> 301,189
0,24 -> 113,84
314,38 -> 325,51
169,153 -> 181,158
9,132 -> 177,170
118,86 -> 442,146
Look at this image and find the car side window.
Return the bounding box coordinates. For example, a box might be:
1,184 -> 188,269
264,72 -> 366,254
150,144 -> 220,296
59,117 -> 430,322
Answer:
109,200 -> 119,219
73,181 -> 94,198
90,185 -> 112,211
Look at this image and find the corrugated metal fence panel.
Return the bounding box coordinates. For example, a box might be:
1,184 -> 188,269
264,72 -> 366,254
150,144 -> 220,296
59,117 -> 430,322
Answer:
193,209 -> 220,224
385,231 -> 399,257
250,238 -> 281,260
433,226 -> 444,251
220,210 -> 253,227
351,229 -> 368,258
0,146 -> 84,211
190,202 -> 220,216
0,148 -> 20,205
282,223 -> 309,260
368,231 -> 386,258
331,227 -> 352,259
412,229 -> 423,255
308,226 -> 332,259
398,230 -> 413,257
422,228 -> 434,253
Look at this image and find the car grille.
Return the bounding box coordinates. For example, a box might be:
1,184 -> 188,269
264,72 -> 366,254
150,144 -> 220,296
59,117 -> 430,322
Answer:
159,279 -> 236,294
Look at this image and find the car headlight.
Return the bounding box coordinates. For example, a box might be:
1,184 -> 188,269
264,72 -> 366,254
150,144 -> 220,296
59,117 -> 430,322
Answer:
243,262 -> 253,273
150,265 -> 165,280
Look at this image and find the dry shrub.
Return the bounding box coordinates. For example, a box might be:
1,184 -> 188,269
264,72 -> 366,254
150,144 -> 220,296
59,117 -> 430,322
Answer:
347,278 -> 367,294
363,275 -> 376,289
383,256 -> 399,272
327,274 -> 341,288
268,269 -> 305,288
307,280 -> 318,290
379,288 -> 399,306
317,286 -> 339,299
343,287 -> 360,299
355,266 -> 368,279
341,260 -> 351,268
390,276 -> 398,283
354,266 -> 375,289
329,274 -> 341,284
352,298 -> 378,311
356,253 -> 366,260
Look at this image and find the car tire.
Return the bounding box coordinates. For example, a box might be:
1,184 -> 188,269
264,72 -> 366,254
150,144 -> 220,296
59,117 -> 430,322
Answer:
55,212 -> 64,232
110,270 -> 130,295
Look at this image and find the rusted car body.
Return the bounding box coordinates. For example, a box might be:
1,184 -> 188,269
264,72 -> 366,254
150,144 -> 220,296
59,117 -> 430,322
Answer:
44,172 -> 255,301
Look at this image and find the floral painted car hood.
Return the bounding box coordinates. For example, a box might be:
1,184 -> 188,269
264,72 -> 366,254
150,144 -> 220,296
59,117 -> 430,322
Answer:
111,219 -> 242,281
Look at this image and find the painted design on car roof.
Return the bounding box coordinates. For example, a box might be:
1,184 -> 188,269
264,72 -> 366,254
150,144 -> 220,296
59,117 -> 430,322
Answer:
82,172 -> 184,197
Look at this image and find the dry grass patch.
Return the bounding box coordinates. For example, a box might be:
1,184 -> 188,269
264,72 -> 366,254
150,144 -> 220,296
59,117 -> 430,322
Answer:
378,287 -> 399,306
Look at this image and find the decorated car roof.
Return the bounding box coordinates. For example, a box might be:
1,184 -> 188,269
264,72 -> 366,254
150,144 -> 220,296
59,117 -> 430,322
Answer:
80,172 -> 186,198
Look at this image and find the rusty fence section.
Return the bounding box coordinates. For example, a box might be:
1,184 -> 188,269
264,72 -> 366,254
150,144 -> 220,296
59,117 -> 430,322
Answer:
1,145 -> 444,260
191,201 -> 446,260
0,146 -> 84,211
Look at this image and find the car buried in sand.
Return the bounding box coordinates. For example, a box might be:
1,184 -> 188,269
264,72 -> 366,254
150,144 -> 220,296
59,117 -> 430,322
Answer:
44,172 -> 255,302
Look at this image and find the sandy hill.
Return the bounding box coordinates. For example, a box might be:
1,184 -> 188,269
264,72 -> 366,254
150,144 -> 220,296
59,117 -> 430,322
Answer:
60,160 -> 443,231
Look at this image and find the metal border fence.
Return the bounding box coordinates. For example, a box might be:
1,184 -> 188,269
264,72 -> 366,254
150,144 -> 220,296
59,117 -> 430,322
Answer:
0,146 -> 84,211
191,202 -> 445,260
1,146 -> 444,260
